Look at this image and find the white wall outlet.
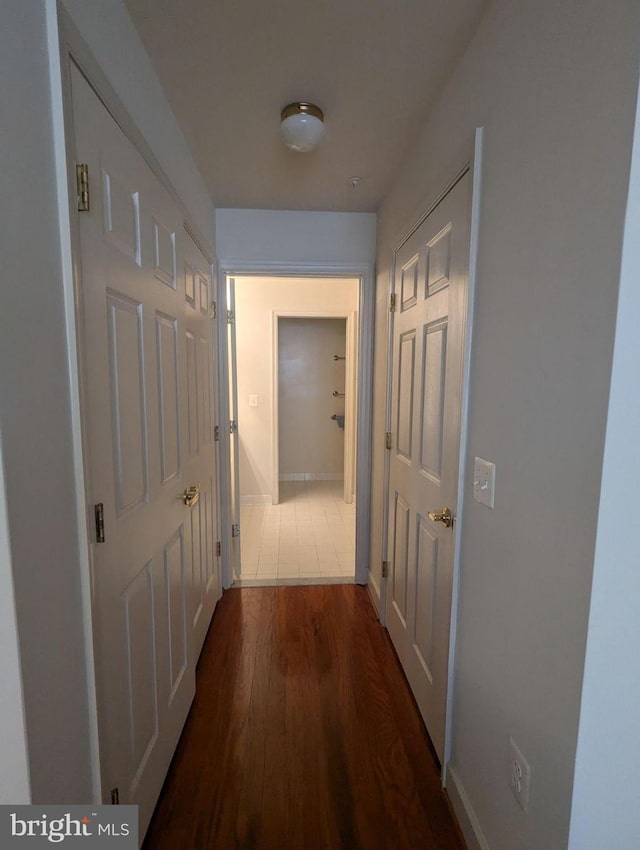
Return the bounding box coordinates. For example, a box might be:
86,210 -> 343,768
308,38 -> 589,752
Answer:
248,394 -> 258,407
473,456 -> 496,508
508,737 -> 531,813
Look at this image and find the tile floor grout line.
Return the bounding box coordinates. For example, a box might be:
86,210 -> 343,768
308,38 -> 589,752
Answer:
239,479 -> 355,583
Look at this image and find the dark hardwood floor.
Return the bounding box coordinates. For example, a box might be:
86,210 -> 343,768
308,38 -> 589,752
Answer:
143,585 -> 465,850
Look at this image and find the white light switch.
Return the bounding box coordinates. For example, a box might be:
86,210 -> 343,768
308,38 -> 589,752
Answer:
473,457 -> 496,509
248,394 -> 258,407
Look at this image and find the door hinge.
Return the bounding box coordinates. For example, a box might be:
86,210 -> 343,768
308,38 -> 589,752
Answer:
216,541 -> 221,557
229,419 -> 238,434
231,523 -> 240,539
389,293 -> 396,312
95,502 -> 105,543
76,163 -> 90,212
110,787 -> 119,805
214,424 -> 220,442
209,301 -> 217,319
385,432 -> 392,450
382,561 -> 389,579
227,310 -> 235,324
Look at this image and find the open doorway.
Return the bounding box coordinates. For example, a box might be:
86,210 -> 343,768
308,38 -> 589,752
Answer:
228,275 -> 359,585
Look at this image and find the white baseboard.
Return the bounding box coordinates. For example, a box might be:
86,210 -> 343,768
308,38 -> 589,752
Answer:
367,572 -> 381,616
446,765 -> 491,850
240,495 -> 273,506
280,472 -> 344,481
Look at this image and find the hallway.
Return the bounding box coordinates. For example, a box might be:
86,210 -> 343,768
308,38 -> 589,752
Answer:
143,585 -> 465,849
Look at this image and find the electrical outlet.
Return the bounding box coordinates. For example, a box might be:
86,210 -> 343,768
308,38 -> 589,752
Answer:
508,737 -> 531,813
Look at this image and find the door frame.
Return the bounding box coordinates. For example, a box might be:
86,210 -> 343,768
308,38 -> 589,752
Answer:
217,263 -> 375,589
225,277 -> 242,580
53,5 -> 220,802
271,308 -> 358,506
381,128 -> 484,780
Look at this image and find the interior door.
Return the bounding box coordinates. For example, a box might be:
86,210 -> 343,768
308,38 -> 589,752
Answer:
183,236 -> 221,656
226,277 -> 241,578
385,170 -> 471,763
71,64 -> 218,836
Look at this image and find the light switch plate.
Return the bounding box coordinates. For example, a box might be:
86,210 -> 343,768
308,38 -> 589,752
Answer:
508,737 -> 531,813
473,457 -> 496,508
248,394 -> 258,408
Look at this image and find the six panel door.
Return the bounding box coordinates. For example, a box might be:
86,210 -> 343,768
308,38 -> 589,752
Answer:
71,63 -> 219,838
385,171 -> 471,762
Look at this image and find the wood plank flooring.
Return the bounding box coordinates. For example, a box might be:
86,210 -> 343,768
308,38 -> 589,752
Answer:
143,585 -> 465,850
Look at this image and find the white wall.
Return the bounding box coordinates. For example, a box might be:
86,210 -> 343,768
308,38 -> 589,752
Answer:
216,209 -> 376,267
234,277 -> 358,499
279,318 -> 347,477
568,75 -> 640,850
374,1 -> 640,848
0,0 -> 95,802
0,0 -> 215,804
0,431 -> 31,804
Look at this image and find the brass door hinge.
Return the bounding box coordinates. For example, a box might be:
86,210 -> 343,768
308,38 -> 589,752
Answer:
382,561 -> 389,579
389,293 -> 396,312
227,310 -> 235,324
76,163 -> 90,212
231,523 -> 240,538
95,502 -> 105,543
216,541 -> 221,557
209,301 -> 217,319
214,425 -> 220,442
385,432 -> 392,450
230,420 -> 238,434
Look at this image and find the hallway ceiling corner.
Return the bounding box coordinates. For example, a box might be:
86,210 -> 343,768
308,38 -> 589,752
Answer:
124,0 -> 489,213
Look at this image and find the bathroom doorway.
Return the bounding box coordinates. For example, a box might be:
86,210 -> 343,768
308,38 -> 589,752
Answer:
229,275 -> 359,585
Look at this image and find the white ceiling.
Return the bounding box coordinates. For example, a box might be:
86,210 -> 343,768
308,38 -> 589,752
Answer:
124,0 -> 489,212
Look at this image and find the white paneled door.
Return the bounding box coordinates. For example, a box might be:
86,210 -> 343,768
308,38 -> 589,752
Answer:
385,170 -> 471,763
183,234 -> 220,658
71,64 -> 220,835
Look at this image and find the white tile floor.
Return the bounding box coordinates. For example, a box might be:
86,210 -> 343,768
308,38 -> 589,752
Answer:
236,480 -> 355,586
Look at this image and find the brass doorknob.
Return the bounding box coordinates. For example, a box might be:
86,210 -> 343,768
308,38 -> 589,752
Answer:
183,484 -> 200,508
428,507 -> 453,527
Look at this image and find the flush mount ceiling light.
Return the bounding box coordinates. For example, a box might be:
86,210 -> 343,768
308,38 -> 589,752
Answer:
280,102 -> 325,152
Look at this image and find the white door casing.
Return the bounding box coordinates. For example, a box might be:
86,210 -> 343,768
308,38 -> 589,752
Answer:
385,169 -> 471,763
269,307 -> 359,507
216,263 -> 374,590
226,277 -> 241,579
71,64 -> 219,835
344,309 -> 358,505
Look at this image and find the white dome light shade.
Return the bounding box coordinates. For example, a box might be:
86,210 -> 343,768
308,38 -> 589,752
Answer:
280,102 -> 325,152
